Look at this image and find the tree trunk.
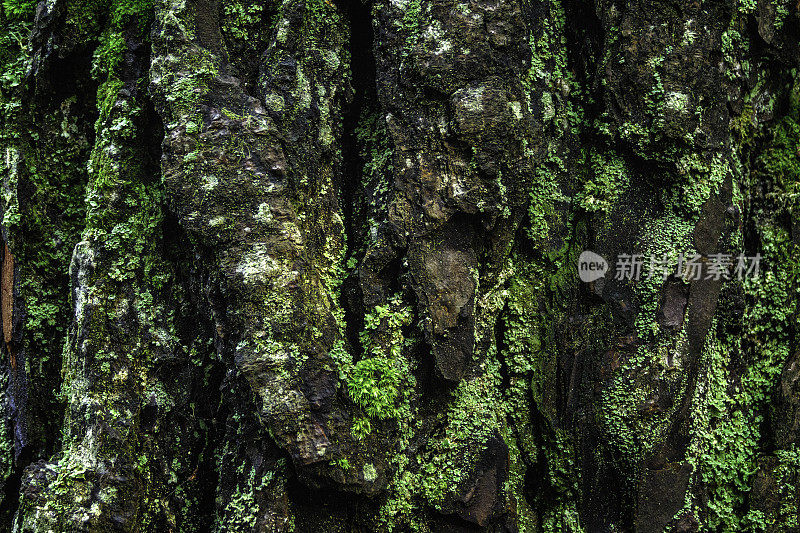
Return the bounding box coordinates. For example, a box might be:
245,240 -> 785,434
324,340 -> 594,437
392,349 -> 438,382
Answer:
0,0 -> 798,531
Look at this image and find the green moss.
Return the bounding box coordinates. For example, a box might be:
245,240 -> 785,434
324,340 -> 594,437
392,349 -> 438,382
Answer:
11,0 -> 204,528
762,447 -> 800,528
425,366 -> 503,500
399,0 -> 423,56
377,352 -> 510,531
525,151 -> 570,245
0,373 -> 12,490
1,0 -> 33,20
150,0 -> 219,127
523,0 -> 579,139
344,295 -> 414,424
634,212 -> 695,337
681,71 -> 800,531
677,153 -> 729,216
738,0 -> 757,14
687,322 -> 786,530
501,242 -> 583,530
758,109 -> 800,211
221,1 -> 264,41
0,0 -> 93,465
216,460 -> 290,532
303,0 -> 342,47
578,149 -> 629,213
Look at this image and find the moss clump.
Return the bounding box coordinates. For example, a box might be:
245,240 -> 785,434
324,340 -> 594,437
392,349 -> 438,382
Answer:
682,72 -> 800,531
578,149 -> 629,213
344,295 -> 414,431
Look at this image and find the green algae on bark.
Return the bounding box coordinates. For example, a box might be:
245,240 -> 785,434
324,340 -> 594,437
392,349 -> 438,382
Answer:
0,0 -> 799,531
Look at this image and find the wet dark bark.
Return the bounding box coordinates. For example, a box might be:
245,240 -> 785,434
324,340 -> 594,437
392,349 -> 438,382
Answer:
0,0 -> 799,531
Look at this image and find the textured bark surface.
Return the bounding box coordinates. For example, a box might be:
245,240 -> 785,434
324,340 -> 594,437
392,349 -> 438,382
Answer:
0,0 -> 799,531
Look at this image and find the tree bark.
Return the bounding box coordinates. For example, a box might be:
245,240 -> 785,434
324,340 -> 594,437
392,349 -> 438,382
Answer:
0,0 -> 798,531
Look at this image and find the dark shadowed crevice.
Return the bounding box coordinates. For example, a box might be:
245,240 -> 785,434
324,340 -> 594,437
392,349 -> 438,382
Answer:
162,211 -> 223,531
336,0 -> 376,359
218,0 -> 277,96
0,431 -> 31,529
562,0 -> 603,110
337,0 -> 376,243
286,443 -> 385,531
